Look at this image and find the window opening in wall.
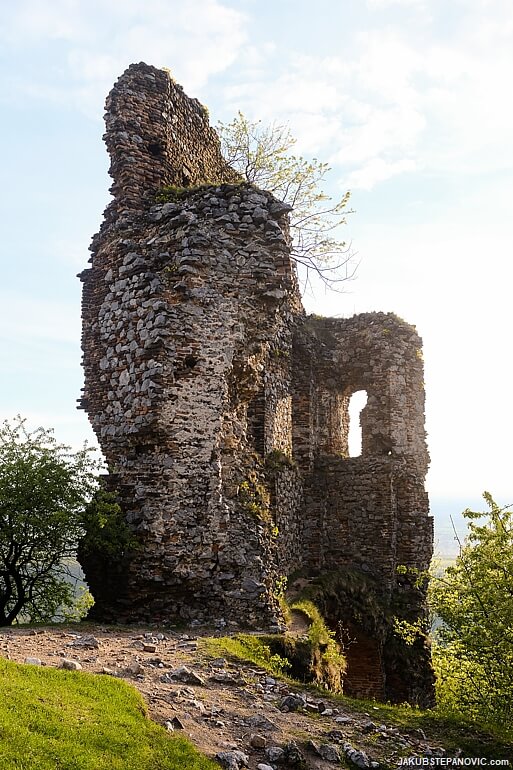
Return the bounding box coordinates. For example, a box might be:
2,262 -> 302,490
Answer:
148,141 -> 163,157
348,390 -> 367,457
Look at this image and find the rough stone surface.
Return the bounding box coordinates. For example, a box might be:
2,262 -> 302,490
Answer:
344,742 -> 372,768
280,694 -> 306,712
215,750 -> 249,770
265,746 -> 285,763
79,62 -> 434,705
60,659 -> 82,671
168,665 -> 205,686
317,743 -> 341,762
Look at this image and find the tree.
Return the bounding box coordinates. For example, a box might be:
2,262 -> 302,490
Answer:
0,417 -> 100,625
217,112 -> 356,291
429,493 -> 513,733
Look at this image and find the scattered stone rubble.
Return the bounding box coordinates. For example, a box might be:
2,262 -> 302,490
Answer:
1,625 -> 467,769
79,62 -> 434,703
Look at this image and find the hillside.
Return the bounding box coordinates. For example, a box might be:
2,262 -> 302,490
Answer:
1,624 -> 511,768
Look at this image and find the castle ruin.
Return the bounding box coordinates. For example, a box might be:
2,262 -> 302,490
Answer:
79,63 -> 434,704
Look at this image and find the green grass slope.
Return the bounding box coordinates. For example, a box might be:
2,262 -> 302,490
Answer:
0,659 -> 218,770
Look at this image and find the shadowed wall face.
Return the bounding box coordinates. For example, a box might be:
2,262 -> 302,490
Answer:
79,62 -> 433,705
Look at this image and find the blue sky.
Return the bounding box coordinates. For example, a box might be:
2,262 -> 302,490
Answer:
1,0 -> 512,542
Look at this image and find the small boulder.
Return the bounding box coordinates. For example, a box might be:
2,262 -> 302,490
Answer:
326,730 -> 345,743
165,716 -> 185,731
215,750 -> 249,770
318,743 -> 341,762
250,734 -> 267,749
169,665 -> 205,686
246,714 -> 277,732
283,741 -> 305,766
209,671 -> 245,685
68,634 -> 100,649
279,694 -> 306,712
343,743 -> 372,769
60,659 -> 82,671
265,746 -> 285,763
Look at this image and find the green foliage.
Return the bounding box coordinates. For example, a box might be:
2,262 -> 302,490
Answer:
291,599 -> 332,646
264,449 -> 295,474
275,574 -> 288,598
392,616 -> 428,647
155,184 -> 193,201
298,568 -> 387,636
237,476 -> 271,521
203,634 -> 291,677
290,599 -> 347,686
61,586 -> 95,623
155,181 -> 241,202
80,487 -> 136,564
0,417 -> 100,626
217,112 -> 355,289
0,658 -> 217,769
198,102 -> 209,119
336,692 -> 512,759
429,493 -> 513,737
274,575 -> 290,622
160,66 -> 177,85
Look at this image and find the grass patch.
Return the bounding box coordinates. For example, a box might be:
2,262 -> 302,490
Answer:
202,634 -> 291,678
0,658 -> 218,770
329,693 -> 513,760
289,599 -> 346,690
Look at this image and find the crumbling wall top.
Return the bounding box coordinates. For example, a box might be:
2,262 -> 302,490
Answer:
104,62 -> 239,217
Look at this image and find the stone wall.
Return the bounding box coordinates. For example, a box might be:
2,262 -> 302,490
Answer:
80,180 -> 303,626
293,312 -> 432,584
103,62 -> 238,219
79,63 -> 433,703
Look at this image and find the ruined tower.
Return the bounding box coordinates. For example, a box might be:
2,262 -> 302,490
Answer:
79,62 -> 434,704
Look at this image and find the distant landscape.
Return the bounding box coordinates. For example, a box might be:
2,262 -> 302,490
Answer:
431,496 -> 480,559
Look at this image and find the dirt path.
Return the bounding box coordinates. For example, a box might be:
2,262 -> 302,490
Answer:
0,624 -> 460,769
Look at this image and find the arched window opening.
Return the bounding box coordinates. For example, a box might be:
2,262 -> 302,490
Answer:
348,390 -> 367,458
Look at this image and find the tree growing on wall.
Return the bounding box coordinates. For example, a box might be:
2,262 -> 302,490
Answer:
0,417 -> 101,625
429,493 -> 513,735
217,112 -> 356,290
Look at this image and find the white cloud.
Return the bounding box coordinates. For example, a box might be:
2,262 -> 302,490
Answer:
346,157 -> 416,189
0,0 -> 90,43
2,0 -> 248,117
221,4 -> 513,190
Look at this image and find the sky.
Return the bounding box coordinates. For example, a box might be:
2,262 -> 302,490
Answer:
1,0 -> 512,551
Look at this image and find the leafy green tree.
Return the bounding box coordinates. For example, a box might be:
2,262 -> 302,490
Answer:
217,112 -> 355,289
0,417 -> 100,625
429,493 -> 513,732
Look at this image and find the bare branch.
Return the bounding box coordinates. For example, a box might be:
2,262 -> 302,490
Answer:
217,113 -> 356,291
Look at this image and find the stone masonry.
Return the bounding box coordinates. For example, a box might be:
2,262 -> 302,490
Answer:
79,63 -> 434,704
